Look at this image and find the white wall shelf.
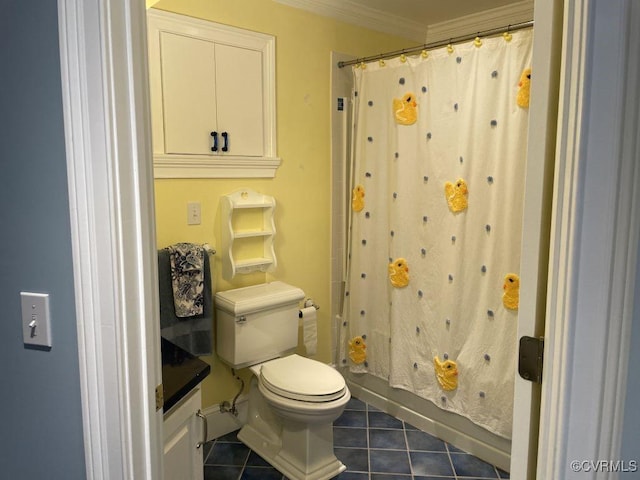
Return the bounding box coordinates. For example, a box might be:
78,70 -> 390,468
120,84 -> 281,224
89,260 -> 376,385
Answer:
221,189 -> 277,279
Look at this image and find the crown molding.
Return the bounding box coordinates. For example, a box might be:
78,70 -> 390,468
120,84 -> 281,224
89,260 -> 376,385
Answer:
273,0 -> 426,42
425,0 -> 534,44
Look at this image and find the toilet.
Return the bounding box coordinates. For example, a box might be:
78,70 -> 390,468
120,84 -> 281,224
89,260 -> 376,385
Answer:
215,281 -> 350,480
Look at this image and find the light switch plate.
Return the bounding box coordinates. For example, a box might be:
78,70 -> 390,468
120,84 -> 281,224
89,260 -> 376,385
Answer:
187,202 -> 201,225
20,292 -> 52,348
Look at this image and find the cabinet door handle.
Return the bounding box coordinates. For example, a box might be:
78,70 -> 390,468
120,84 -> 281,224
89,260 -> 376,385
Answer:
210,131 -> 218,152
196,409 -> 207,449
221,131 -> 229,152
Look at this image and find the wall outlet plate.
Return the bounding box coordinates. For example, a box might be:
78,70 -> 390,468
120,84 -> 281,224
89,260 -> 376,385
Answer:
20,292 -> 52,348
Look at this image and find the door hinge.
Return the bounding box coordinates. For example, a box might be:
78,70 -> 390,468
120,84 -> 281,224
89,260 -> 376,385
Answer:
155,384 -> 164,411
518,336 -> 544,383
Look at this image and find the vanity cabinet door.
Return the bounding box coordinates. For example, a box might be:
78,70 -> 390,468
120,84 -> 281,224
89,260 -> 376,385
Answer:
163,387 -> 205,480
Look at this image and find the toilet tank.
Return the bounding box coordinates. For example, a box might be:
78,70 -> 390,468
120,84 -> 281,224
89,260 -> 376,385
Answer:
215,281 -> 305,368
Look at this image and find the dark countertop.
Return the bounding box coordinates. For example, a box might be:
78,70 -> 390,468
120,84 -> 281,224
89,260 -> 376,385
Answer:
162,337 -> 211,413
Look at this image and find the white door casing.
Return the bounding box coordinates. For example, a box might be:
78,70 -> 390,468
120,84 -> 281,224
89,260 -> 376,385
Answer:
57,0 -> 163,478
537,0 -> 640,478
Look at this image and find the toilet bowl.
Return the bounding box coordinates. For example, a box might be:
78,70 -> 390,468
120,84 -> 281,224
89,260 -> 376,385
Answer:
238,354 -> 350,480
215,282 -> 350,480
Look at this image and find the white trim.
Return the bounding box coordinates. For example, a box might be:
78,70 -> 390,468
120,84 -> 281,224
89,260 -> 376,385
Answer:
58,0 -> 162,478
425,0 -> 534,44
509,0 -> 564,477
538,0 -> 640,478
273,0 -> 426,42
153,155 -> 282,178
605,0 -> 640,463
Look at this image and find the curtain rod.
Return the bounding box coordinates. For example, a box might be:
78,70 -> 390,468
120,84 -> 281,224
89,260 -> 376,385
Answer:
337,20 -> 534,68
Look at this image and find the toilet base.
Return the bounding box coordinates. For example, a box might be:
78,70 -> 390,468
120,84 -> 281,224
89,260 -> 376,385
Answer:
237,377 -> 348,480
238,421 -> 346,480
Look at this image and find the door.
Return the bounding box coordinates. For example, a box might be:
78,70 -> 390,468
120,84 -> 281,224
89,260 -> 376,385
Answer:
509,0 -> 564,478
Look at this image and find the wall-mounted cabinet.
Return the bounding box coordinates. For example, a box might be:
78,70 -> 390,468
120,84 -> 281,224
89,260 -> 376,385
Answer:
221,189 -> 277,280
147,9 -> 280,178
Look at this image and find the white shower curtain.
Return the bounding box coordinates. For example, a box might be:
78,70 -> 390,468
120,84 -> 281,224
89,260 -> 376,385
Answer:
339,30 -> 533,439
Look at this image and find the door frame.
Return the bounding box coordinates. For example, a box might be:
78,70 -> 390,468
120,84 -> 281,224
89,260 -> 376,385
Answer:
57,0 -> 163,478
57,0 -> 640,479
536,0 -> 640,478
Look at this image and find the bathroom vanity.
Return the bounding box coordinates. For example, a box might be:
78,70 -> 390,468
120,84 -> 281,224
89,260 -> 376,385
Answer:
161,337 -> 210,480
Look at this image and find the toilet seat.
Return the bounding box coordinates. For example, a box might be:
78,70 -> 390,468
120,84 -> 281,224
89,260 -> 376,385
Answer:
258,354 -> 347,403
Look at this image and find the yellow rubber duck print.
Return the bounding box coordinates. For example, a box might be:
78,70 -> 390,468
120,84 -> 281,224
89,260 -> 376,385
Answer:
433,356 -> 458,391
348,336 -> 367,364
352,185 -> 365,212
388,258 -> 410,288
502,273 -> 520,310
517,68 -> 531,108
444,178 -> 468,212
393,93 -> 418,125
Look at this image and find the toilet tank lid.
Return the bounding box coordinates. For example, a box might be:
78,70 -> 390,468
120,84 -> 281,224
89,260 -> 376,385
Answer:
215,281 -> 305,315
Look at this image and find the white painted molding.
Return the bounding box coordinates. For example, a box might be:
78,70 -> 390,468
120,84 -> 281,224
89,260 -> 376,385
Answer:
604,1 -> 640,464
57,0 -> 162,478
508,0 -> 563,477
273,0 -> 426,42
426,0 -> 534,44
537,0 -> 640,478
153,155 -> 282,178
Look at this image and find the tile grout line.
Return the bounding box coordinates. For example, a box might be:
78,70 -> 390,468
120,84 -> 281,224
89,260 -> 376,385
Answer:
366,402 -> 372,480
401,420 -> 415,479
445,442 -> 459,480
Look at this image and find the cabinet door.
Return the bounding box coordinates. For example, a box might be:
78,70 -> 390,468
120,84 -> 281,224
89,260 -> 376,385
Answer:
160,32 -> 217,155
163,388 -> 204,480
215,44 -> 264,157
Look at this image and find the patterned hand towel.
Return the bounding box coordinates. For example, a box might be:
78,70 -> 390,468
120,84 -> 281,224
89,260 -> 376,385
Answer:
167,243 -> 205,317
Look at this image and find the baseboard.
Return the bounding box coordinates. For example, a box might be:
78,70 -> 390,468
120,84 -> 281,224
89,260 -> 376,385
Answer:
202,395 -> 249,441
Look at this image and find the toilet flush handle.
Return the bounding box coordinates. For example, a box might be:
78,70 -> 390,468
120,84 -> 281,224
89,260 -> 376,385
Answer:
236,316 -> 247,324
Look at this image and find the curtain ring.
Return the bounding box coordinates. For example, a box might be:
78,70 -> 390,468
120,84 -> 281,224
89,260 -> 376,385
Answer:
503,25 -> 513,42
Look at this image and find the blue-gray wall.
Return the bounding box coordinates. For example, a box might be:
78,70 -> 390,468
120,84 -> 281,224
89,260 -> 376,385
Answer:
0,1 -> 86,478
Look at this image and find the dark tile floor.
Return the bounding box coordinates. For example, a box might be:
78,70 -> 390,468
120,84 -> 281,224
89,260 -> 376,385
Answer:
203,396 -> 510,480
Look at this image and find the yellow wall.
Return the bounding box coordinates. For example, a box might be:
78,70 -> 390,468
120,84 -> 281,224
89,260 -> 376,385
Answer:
151,0 -> 414,408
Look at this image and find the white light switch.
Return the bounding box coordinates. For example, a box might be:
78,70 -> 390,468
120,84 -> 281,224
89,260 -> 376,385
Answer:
20,292 -> 52,348
187,202 -> 201,225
